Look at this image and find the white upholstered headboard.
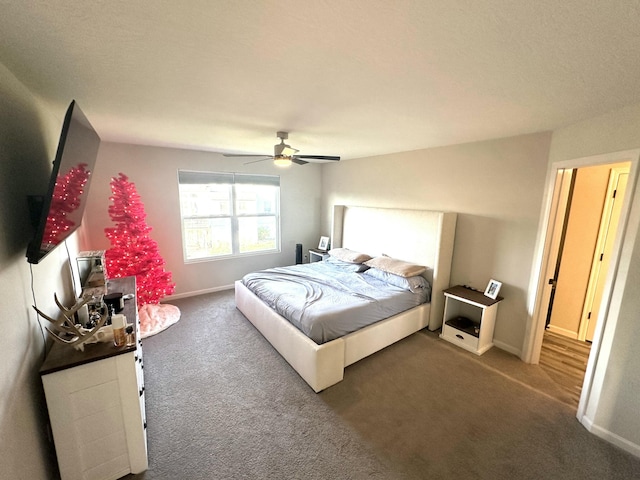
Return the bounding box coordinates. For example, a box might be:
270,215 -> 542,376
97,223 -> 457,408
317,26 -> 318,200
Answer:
331,205 -> 457,330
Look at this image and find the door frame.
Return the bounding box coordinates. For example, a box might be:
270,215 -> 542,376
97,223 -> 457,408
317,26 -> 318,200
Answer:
542,167 -> 575,334
522,149 -> 640,424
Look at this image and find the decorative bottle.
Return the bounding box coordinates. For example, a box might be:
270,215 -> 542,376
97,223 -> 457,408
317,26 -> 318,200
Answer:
112,314 -> 127,347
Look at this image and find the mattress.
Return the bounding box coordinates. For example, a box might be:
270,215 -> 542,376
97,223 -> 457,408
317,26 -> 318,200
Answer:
241,261 -> 430,344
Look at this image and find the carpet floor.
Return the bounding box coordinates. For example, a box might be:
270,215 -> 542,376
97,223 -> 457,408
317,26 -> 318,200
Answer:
126,289 -> 640,479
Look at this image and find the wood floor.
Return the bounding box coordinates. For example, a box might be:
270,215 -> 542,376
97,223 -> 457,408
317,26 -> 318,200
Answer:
539,330 -> 591,408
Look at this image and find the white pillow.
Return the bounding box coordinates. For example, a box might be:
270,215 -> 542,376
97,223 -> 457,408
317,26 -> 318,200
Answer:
364,256 -> 426,278
328,248 -> 372,264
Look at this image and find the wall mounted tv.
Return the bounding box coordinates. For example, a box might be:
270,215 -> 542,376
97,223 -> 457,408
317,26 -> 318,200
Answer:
26,100 -> 100,264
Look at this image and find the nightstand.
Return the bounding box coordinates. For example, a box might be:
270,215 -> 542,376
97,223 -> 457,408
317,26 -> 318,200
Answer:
309,248 -> 329,263
440,285 -> 503,355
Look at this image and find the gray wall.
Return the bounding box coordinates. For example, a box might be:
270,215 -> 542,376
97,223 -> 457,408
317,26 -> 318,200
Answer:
321,132 -> 552,355
0,63 -> 79,478
82,142 -> 324,296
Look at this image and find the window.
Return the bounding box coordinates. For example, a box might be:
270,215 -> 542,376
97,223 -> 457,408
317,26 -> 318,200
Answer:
178,170 -> 280,261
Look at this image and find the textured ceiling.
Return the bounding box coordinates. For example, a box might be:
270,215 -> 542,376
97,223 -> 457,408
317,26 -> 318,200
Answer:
1,1 -> 640,160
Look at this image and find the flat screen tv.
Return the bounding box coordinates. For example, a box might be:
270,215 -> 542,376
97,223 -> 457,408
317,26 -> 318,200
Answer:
26,100 -> 100,264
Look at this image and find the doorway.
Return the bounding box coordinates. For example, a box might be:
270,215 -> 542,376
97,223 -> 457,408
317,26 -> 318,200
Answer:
523,149 -> 639,422
537,162 -> 629,407
545,162 -> 629,341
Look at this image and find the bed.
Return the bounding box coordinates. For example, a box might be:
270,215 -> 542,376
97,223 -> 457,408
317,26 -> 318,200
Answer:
235,205 -> 457,392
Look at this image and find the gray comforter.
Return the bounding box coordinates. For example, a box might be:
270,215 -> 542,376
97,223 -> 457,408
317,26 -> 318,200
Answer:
241,261 -> 429,344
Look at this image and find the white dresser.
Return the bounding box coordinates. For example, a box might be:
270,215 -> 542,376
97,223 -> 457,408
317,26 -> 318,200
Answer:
40,277 -> 147,480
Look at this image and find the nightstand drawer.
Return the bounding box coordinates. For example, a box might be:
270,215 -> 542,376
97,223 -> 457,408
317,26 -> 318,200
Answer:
441,323 -> 479,351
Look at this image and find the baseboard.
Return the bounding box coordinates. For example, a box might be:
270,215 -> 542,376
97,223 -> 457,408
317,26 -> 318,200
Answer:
546,324 -> 578,339
164,284 -> 234,301
581,416 -> 640,458
493,339 -> 521,357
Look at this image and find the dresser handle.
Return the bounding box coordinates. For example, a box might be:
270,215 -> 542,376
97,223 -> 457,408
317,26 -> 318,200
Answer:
456,334 -> 464,340
139,386 -> 145,397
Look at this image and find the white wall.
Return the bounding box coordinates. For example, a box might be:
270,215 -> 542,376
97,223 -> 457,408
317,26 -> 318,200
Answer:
0,63 -> 81,478
547,102 -> 640,454
82,142 -> 324,296
321,132 -> 552,354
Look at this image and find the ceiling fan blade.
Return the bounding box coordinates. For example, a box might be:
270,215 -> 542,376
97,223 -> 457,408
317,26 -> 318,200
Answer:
295,155 -> 340,161
223,153 -> 271,158
292,158 -> 309,165
243,157 -> 273,165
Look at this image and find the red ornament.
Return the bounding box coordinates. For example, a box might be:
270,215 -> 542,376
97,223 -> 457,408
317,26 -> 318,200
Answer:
104,173 -> 175,305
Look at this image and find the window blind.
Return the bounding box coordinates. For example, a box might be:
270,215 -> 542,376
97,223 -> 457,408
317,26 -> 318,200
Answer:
178,170 -> 280,186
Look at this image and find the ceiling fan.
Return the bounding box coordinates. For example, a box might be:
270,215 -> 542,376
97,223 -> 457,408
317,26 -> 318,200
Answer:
223,131 -> 340,167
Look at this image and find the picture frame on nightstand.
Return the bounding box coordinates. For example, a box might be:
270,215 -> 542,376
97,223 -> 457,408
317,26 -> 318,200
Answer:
484,279 -> 502,299
318,236 -> 330,251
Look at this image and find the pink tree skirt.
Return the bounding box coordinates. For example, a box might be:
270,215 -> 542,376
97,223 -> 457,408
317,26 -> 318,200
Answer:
138,303 -> 181,339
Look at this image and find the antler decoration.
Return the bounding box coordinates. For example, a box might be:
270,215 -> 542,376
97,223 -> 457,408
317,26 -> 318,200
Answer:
33,294 -> 107,352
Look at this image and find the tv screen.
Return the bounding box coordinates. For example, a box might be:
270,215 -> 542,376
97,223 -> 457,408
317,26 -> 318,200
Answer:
26,100 -> 100,264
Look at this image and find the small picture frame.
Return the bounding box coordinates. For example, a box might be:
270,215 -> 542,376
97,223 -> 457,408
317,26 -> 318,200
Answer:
484,279 -> 502,299
318,236 -> 330,251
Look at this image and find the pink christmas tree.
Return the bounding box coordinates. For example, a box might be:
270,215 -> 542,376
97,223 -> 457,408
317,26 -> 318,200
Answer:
104,173 -> 175,305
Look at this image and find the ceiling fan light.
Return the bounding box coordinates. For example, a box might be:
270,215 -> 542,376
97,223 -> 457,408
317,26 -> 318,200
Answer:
273,156 -> 292,167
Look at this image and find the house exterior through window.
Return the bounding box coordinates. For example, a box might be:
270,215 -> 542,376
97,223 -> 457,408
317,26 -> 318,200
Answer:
178,170 -> 280,261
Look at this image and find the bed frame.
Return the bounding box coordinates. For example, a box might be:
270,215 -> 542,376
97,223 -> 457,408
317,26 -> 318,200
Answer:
235,205 -> 457,392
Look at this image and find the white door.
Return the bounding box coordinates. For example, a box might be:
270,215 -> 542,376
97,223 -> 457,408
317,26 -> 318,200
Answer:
579,167 -> 629,342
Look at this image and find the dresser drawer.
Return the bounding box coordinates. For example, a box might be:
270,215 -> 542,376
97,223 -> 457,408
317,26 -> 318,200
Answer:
441,322 -> 479,351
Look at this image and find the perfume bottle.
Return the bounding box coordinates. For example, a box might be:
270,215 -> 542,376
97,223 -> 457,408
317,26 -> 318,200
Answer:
125,325 -> 135,347
112,314 -> 127,347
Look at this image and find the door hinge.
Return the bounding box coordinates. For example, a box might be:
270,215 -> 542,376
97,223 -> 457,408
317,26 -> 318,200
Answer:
600,253 -> 604,261
588,312 -> 592,319
613,189 -> 617,199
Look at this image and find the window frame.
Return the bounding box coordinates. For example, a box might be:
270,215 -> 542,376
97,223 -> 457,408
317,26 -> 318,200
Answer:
178,170 -> 281,263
